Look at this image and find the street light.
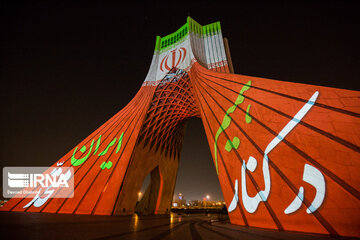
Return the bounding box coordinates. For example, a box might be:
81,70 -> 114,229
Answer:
137,192 -> 142,201
206,195 -> 210,200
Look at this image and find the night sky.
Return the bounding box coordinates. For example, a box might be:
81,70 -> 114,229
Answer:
1,1 -> 359,202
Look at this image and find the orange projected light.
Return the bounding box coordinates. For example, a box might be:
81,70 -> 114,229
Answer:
2,17 -> 359,238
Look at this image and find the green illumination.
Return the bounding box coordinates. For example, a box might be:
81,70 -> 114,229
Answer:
214,81 -> 252,175
71,132 -> 125,168
225,137 -> 240,152
158,22 -> 189,51
116,132 -> 124,154
98,137 -> 117,156
100,161 -> 113,170
246,104 -> 252,123
71,139 -> 94,166
93,135 -> 102,155
154,17 -> 222,52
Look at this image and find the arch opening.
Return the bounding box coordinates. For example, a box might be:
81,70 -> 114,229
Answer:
135,166 -> 161,215
173,118 -> 225,210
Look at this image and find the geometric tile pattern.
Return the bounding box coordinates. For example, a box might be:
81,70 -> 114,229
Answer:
138,68 -> 200,158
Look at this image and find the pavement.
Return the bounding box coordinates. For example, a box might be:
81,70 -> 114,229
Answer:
0,212 -> 358,240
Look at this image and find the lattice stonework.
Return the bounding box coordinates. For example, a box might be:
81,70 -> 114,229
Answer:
2,16 -> 360,238
138,68 -> 200,158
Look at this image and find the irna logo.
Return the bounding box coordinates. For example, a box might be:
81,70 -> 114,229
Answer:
3,167 -> 74,199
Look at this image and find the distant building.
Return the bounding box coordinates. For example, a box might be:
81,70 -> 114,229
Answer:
188,200 -> 201,207
172,193 -> 186,207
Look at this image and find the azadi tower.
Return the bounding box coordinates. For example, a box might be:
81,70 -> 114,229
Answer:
2,17 -> 359,238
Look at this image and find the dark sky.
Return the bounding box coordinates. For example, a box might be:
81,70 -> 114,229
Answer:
1,1 -> 359,201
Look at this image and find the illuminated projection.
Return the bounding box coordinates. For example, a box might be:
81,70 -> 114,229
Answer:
2,17 -> 359,238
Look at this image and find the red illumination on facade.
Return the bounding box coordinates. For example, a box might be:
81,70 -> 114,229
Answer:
2,17 -> 359,238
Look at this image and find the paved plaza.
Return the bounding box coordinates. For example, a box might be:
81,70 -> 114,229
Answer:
0,212 -> 357,239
